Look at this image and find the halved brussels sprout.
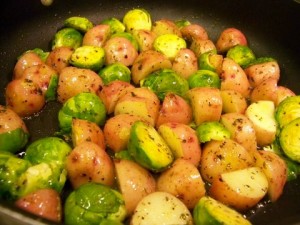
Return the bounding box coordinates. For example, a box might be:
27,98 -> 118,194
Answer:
175,19 -> 191,29
99,62 -> 131,85
101,17 -> 125,34
64,182 -> 127,225
52,27 -> 83,50
122,8 -> 152,32
244,56 -> 276,68
153,34 -> 186,60
140,69 -> 189,100
198,50 -> 223,73
64,16 -> 94,33
188,70 -> 221,89
196,121 -> 231,143
226,44 -> 256,68
45,73 -> 58,101
58,92 -> 107,133
69,45 -> 105,71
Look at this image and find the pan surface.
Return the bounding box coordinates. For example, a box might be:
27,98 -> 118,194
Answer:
0,0 -> 300,224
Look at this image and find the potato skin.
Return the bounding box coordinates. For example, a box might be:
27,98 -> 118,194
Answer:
57,66 -> 103,103
200,139 -> 254,183
216,28 -> 247,53
66,141 -> 114,189
156,93 -> 192,128
104,114 -> 146,152
114,159 -> 156,215
180,24 -> 209,42
15,188 -> 62,222
46,46 -> 73,73
13,52 -> 43,79
172,48 -> 198,79
82,24 -> 111,47
250,77 -> 278,103
157,159 -> 206,209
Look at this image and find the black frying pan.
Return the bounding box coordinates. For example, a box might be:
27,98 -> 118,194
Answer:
1,0 -> 300,224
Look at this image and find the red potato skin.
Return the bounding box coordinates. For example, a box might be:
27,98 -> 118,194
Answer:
216,28 -> 248,53
0,105 -> 28,134
104,36 -> 138,66
157,158 -> 206,209
13,52 -> 43,79
66,142 -> 115,189
57,66 -> 103,103
275,86 -> 296,106
114,159 -> 156,215
156,93 -> 193,128
45,46 -> 73,73
180,24 -> 209,42
132,29 -> 157,52
151,19 -> 182,37
250,77 -> 278,103
82,24 -> 111,47
172,48 -> 198,79
15,189 -> 62,222
98,80 -> 135,114
5,79 -> 46,117
190,38 -> 216,57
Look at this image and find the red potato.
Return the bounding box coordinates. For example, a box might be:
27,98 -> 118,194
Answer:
114,87 -> 160,126
5,78 -> 46,117
45,46 -> 73,73
104,114 -> 146,152
66,141 -> 115,189
220,58 -> 251,98
0,105 -> 28,133
216,28 -> 248,53
200,139 -> 254,183
220,90 -> 248,114
220,112 -> 257,155
57,66 -> 103,103
82,24 -> 111,47
13,52 -> 43,79
131,50 -> 172,85
104,36 -> 138,66
158,122 -> 201,167
15,188 -> 62,222
187,87 -> 222,126
157,159 -> 206,209
275,85 -> 296,106
132,29 -> 157,52
98,80 -> 135,114
172,48 -> 198,79
20,64 -> 57,96
255,150 -> 287,202
156,93 -> 193,128
245,60 -> 280,88
209,167 -> 268,212
114,159 -> 156,215
180,24 -> 209,42
71,118 -> 105,149
250,77 -> 278,103
151,19 -> 182,37
190,38 -> 216,57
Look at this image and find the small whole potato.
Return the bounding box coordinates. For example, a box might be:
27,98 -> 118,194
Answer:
66,141 -> 115,189
82,24 -> 111,47
216,28 -> 248,53
46,46 -> 73,73
180,24 -> 209,42
13,52 -> 43,79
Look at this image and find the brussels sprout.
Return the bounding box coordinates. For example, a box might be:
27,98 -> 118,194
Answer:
24,137 -> 71,167
279,117 -> 300,163
99,63 -> 131,85
193,196 -> 252,225
175,19 -> 191,29
25,48 -> 49,62
275,95 -> 300,129
64,16 -> 94,33
128,121 -> 174,172
0,106 -> 29,153
52,27 -> 83,50
226,44 -> 256,68
122,8 -> 152,32
188,70 -> 221,89
111,32 -> 139,51
58,92 -> 107,133
153,34 -> 187,60
198,50 -> 223,73
196,121 -> 231,143
69,45 -> 105,71
64,182 -> 127,225
100,219 -> 124,225
101,17 -> 125,34
245,56 -> 276,68
140,69 -> 189,100
0,152 -> 31,200
44,73 -> 58,101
